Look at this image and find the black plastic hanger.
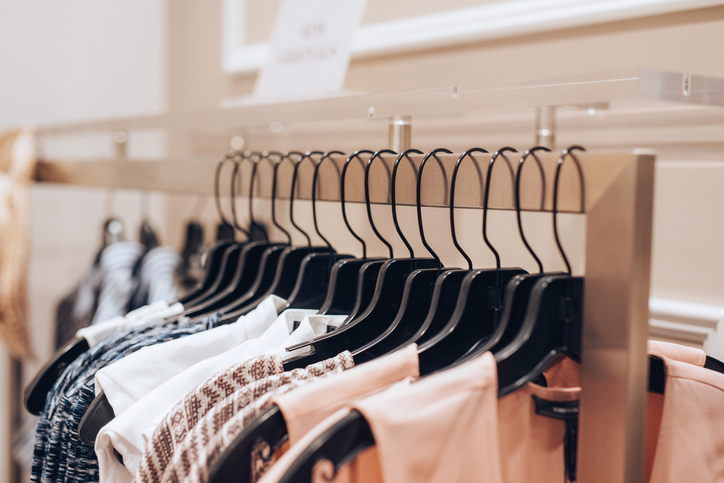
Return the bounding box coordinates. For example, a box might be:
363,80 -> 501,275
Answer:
451,146 -> 563,369
321,150 -> 397,320
178,153 -> 241,307
493,146 -> 586,397
206,152 -> 291,316
138,191 -> 159,250
139,220 -> 158,250
385,148 -> 489,353
318,151 -> 387,315
176,152 -> 264,318
282,149 -> 437,370
216,151 -> 335,321
177,218 -> 206,294
352,148 -> 467,363
24,336 -> 90,415
208,403 -> 289,483
649,353 -> 724,394
184,152 -> 285,320
180,220 -> 205,264
285,151 -> 356,309
415,147 -> 531,376
275,409 -> 373,483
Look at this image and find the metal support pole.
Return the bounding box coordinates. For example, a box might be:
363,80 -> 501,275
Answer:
535,107 -> 556,149
114,131 -> 128,160
389,116 -> 411,152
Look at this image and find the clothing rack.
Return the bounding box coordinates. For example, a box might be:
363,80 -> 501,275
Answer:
29,69 -> 724,483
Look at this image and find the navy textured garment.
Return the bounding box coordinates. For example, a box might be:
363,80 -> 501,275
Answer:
32,314 -> 220,483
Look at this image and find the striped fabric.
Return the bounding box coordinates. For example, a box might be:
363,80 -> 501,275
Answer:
92,242 -> 146,324
139,352 -> 355,483
128,247 -> 181,311
32,315 -> 220,483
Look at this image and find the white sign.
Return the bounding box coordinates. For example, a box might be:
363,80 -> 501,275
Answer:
253,0 -> 367,100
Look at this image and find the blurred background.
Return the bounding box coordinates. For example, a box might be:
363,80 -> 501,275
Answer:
1,1 -> 724,480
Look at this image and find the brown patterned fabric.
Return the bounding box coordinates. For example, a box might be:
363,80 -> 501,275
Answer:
147,351 -> 355,483
0,129 -> 36,359
135,353 -> 285,483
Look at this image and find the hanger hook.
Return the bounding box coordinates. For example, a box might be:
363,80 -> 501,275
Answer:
290,151 -> 323,246
516,146 -> 549,273
365,149 -> 397,258
278,151 -> 305,244
313,151 -> 345,251
214,152 -> 236,230
450,148 -> 488,269
416,148 -> 453,268
390,149 -> 422,257
341,150 -> 375,258
554,145 -> 586,275
230,151 -> 258,240
260,151 -> 292,245
246,151 -> 269,242
483,147 -> 517,269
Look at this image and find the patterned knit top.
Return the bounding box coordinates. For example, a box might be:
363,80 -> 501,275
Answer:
135,351 -> 354,483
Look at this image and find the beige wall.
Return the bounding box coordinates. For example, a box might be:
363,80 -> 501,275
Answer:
167,1 -> 724,307
0,1 -> 167,481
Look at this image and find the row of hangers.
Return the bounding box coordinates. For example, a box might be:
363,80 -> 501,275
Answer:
73,145 -> 580,444
25,146 -> 724,473
205,145 -> 586,482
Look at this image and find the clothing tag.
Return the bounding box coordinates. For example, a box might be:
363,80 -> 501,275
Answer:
533,396 -> 578,482
532,395 -> 578,420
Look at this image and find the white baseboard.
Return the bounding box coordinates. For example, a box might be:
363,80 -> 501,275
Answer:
649,297 -> 724,359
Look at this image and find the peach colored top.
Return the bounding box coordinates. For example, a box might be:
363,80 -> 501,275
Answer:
497,358 -> 580,483
274,343 -> 420,446
257,345 -> 420,483
263,353 -> 502,483
352,352 -> 502,483
262,341 -> 722,483
647,340 -> 706,367
644,339 -> 707,482
646,353 -> 724,482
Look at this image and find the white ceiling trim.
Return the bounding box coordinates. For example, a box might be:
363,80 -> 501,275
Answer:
223,0 -> 724,73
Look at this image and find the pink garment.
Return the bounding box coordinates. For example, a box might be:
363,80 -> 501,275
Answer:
497,358 -> 580,482
262,342 -> 723,483
256,345 -> 420,483
275,344 -> 420,446
646,354 -> 724,482
647,340 -> 706,367
352,352 -> 502,483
